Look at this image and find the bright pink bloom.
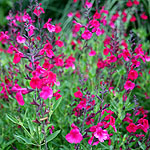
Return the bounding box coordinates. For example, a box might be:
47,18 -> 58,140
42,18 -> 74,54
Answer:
137,118 -> 149,133
74,90 -> 83,98
126,0 -> 133,7
133,0 -> 139,5
126,123 -> 137,133
128,70 -> 138,81
85,1 -> 92,8
95,28 -> 105,36
54,57 -> 64,67
73,23 -> 82,32
100,6 -> 109,14
33,3 -> 45,17
16,35 -> 26,44
124,81 -> 135,90
89,50 -> 96,56
47,24 -> 55,32
30,76 -> 41,89
93,11 -> 101,19
103,47 -> 109,55
89,19 -> 100,28
55,24 -> 62,33
0,31 -> 9,44
40,86 -> 53,100
66,124 -> 83,144
28,25 -> 35,36
73,0 -> 77,3
16,91 -> 25,105
65,55 -> 75,69
141,12 -> 148,20
75,11 -> 81,19
55,40 -> 64,47
94,127 -> 109,142
53,90 -> 62,100
67,12 -> 73,17
81,29 -> 92,40
108,55 -> 117,63
97,59 -> 105,69
46,49 -> 54,58
13,53 -> 24,64
130,15 -> 136,22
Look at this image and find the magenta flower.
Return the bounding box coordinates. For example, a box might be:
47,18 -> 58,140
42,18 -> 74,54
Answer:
94,127 -> 109,142
126,123 -> 137,133
13,52 -> 24,64
89,50 -> 96,56
66,125 -> 83,144
16,91 -> 25,106
40,86 -> 53,100
81,29 -> 92,40
16,35 -> 26,44
124,81 -> 135,90
30,76 -> 41,89
74,90 -> 83,98
33,3 -> 45,17
47,24 -> 56,32
128,70 -> 138,81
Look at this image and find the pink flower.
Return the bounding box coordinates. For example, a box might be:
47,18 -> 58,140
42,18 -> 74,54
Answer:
128,70 -> 138,81
124,81 -> 135,90
85,1 -> 92,8
96,28 -> 105,36
108,55 -> 117,63
0,31 -> 9,44
67,12 -> 73,17
103,47 -> 109,55
126,123 -> 137,133
16,91 -> 25,105
81,29 -> 92,40
74,90 -> 83,98
46,49 -> 54,58
130,15 -> 136,22
55,24 -> 62,33
66,125 -> 83,144
30,76 -> 41,89
54,57 -> 64,67
33,3 -> 45,17
16,35 -> 26,44
13,52 -> 24,64
94,127 -> 109,142
47,24 -> 55,32
53,90 -> 62,100
55,40 -> 64,47
65,55 -> 75,69
126,0 -> 133,7
40,86 -> 53,100
133,0 -> 139,5
141,12 -> 148,20
89,50 -> 96,56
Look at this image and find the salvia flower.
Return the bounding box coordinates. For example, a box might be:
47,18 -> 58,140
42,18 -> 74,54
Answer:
66,123 -> 83,144
124,81 -> 135,90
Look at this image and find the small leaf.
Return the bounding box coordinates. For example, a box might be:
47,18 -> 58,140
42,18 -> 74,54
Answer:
138,141 -> 146,150
6,114 -> 19,124
53,98 -> 62,112
14,134 -> 33,145
46,130 -> 61,143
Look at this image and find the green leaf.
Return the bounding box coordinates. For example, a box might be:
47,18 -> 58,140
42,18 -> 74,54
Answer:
46,130 -> 61,143
27,119 -> 36,135
138,141 -> 146,150
6,114 -> 19,124
53,98 -> 62,112
14,134 -> 33,145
